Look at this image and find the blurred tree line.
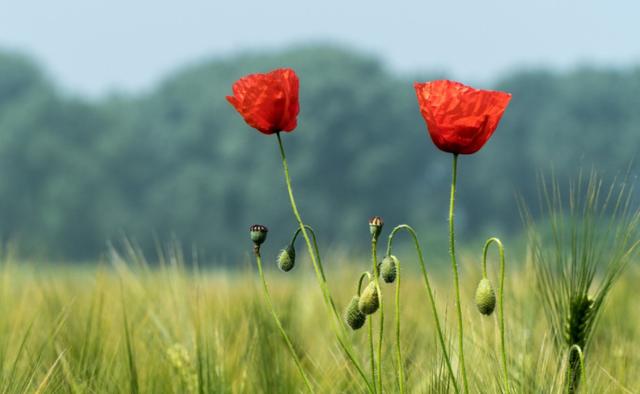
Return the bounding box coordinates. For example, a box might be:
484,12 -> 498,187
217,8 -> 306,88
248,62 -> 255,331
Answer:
0,46 -> 639,262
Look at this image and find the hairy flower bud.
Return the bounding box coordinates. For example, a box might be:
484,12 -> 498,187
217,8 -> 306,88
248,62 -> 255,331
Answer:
277,245 -> 296,272
344,296 -> 366,330
358,282 -> 380,315
369,216 -> 384,240
475,278 -> 496,316
381,255 -> 398,283
249,224 -> 268,245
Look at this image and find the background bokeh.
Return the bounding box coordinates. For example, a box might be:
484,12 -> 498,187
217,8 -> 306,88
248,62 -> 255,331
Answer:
1,1 -> 639,262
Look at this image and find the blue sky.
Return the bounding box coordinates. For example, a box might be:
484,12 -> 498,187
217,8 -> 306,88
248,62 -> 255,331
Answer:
1,0 -> 637,96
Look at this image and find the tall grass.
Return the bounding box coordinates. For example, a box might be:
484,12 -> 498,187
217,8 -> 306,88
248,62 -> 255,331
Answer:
0,241 -> 638,393
522,172 -> 640,393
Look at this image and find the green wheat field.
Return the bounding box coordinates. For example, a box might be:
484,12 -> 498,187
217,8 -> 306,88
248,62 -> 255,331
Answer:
1,245 -> 637,394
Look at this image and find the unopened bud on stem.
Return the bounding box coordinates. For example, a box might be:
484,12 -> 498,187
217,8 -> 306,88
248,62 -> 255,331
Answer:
381,255 -> 398,283
475,278 -> 496,316
277,244 -> 296,272
358,282 -> 380,315
344,296 -> 367,330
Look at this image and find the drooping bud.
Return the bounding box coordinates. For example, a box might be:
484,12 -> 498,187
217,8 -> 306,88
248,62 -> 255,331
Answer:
381,255 -> 398,283
277,245 -> 296,272
249,224 -> 268,245
344,296 -> 366,330
369,216 -> 384,240
358,282 -> 380,315
475,278 -> 496,316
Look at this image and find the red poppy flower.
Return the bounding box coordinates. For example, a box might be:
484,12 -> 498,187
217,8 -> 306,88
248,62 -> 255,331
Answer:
226,68 -> 300,135
414,80 -> 512,154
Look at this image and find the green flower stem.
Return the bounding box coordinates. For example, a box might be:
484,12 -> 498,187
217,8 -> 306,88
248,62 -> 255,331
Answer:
276,132 -> 374,393
305,226 -> 374,394
253,248 -> 315,393
448,153 -> 469,394
368,318 -> 377,394
371,238 -> 384,393
356,270 -> 376,394
482,237 -> 510,393
393,251 -> 405,394
386,224 -> 459,394
567,345 -> 587,394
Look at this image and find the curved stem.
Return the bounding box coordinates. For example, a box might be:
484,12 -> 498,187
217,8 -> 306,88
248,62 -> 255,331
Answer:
253,249 -> 315,393
293,225 -> 328,280
386,224 -> 460,394
482,237 -> 510,393
567,345 -> 587,394
357,271 -> 372,296
276,133 -> 373,393
372,238 -> 384,393
448,153 -> 469,394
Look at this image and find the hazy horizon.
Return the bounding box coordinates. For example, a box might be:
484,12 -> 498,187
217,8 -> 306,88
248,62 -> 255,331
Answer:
1,0 -> 638,96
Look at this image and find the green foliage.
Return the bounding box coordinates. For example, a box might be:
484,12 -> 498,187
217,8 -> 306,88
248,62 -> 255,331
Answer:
1,46 -> 640,261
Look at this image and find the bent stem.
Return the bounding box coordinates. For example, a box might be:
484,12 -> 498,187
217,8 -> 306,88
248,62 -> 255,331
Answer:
482,237 -> 510,393
567,345 -> 587,394
386,224 -> 459,394
357,271 -> 372,296
448,153 -> 469,394
253,247 -> 315,393
371,238 -> 384,393
276,132 -> 373,393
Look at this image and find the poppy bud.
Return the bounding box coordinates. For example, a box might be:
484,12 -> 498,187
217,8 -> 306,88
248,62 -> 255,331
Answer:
358,282 -> 380,315
249,224 -> 268,245
344,296 -> 366,330
277,245 -> 296,272
381,255 -> 398,283
475,278 -> 496,316
369,216 -> 384,240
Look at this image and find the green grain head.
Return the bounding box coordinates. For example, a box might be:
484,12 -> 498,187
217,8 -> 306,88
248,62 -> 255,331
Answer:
564,295 -> 594,348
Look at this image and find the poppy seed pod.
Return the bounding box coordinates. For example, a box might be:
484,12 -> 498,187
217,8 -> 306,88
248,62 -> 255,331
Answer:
249,224 -> 268,245
369,216 -> 384,240
381,255 -> 398,283
475,278 -> 497,316
344,296 -> 366,330
277,245 -> 296,272
358,282 -> 380,315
